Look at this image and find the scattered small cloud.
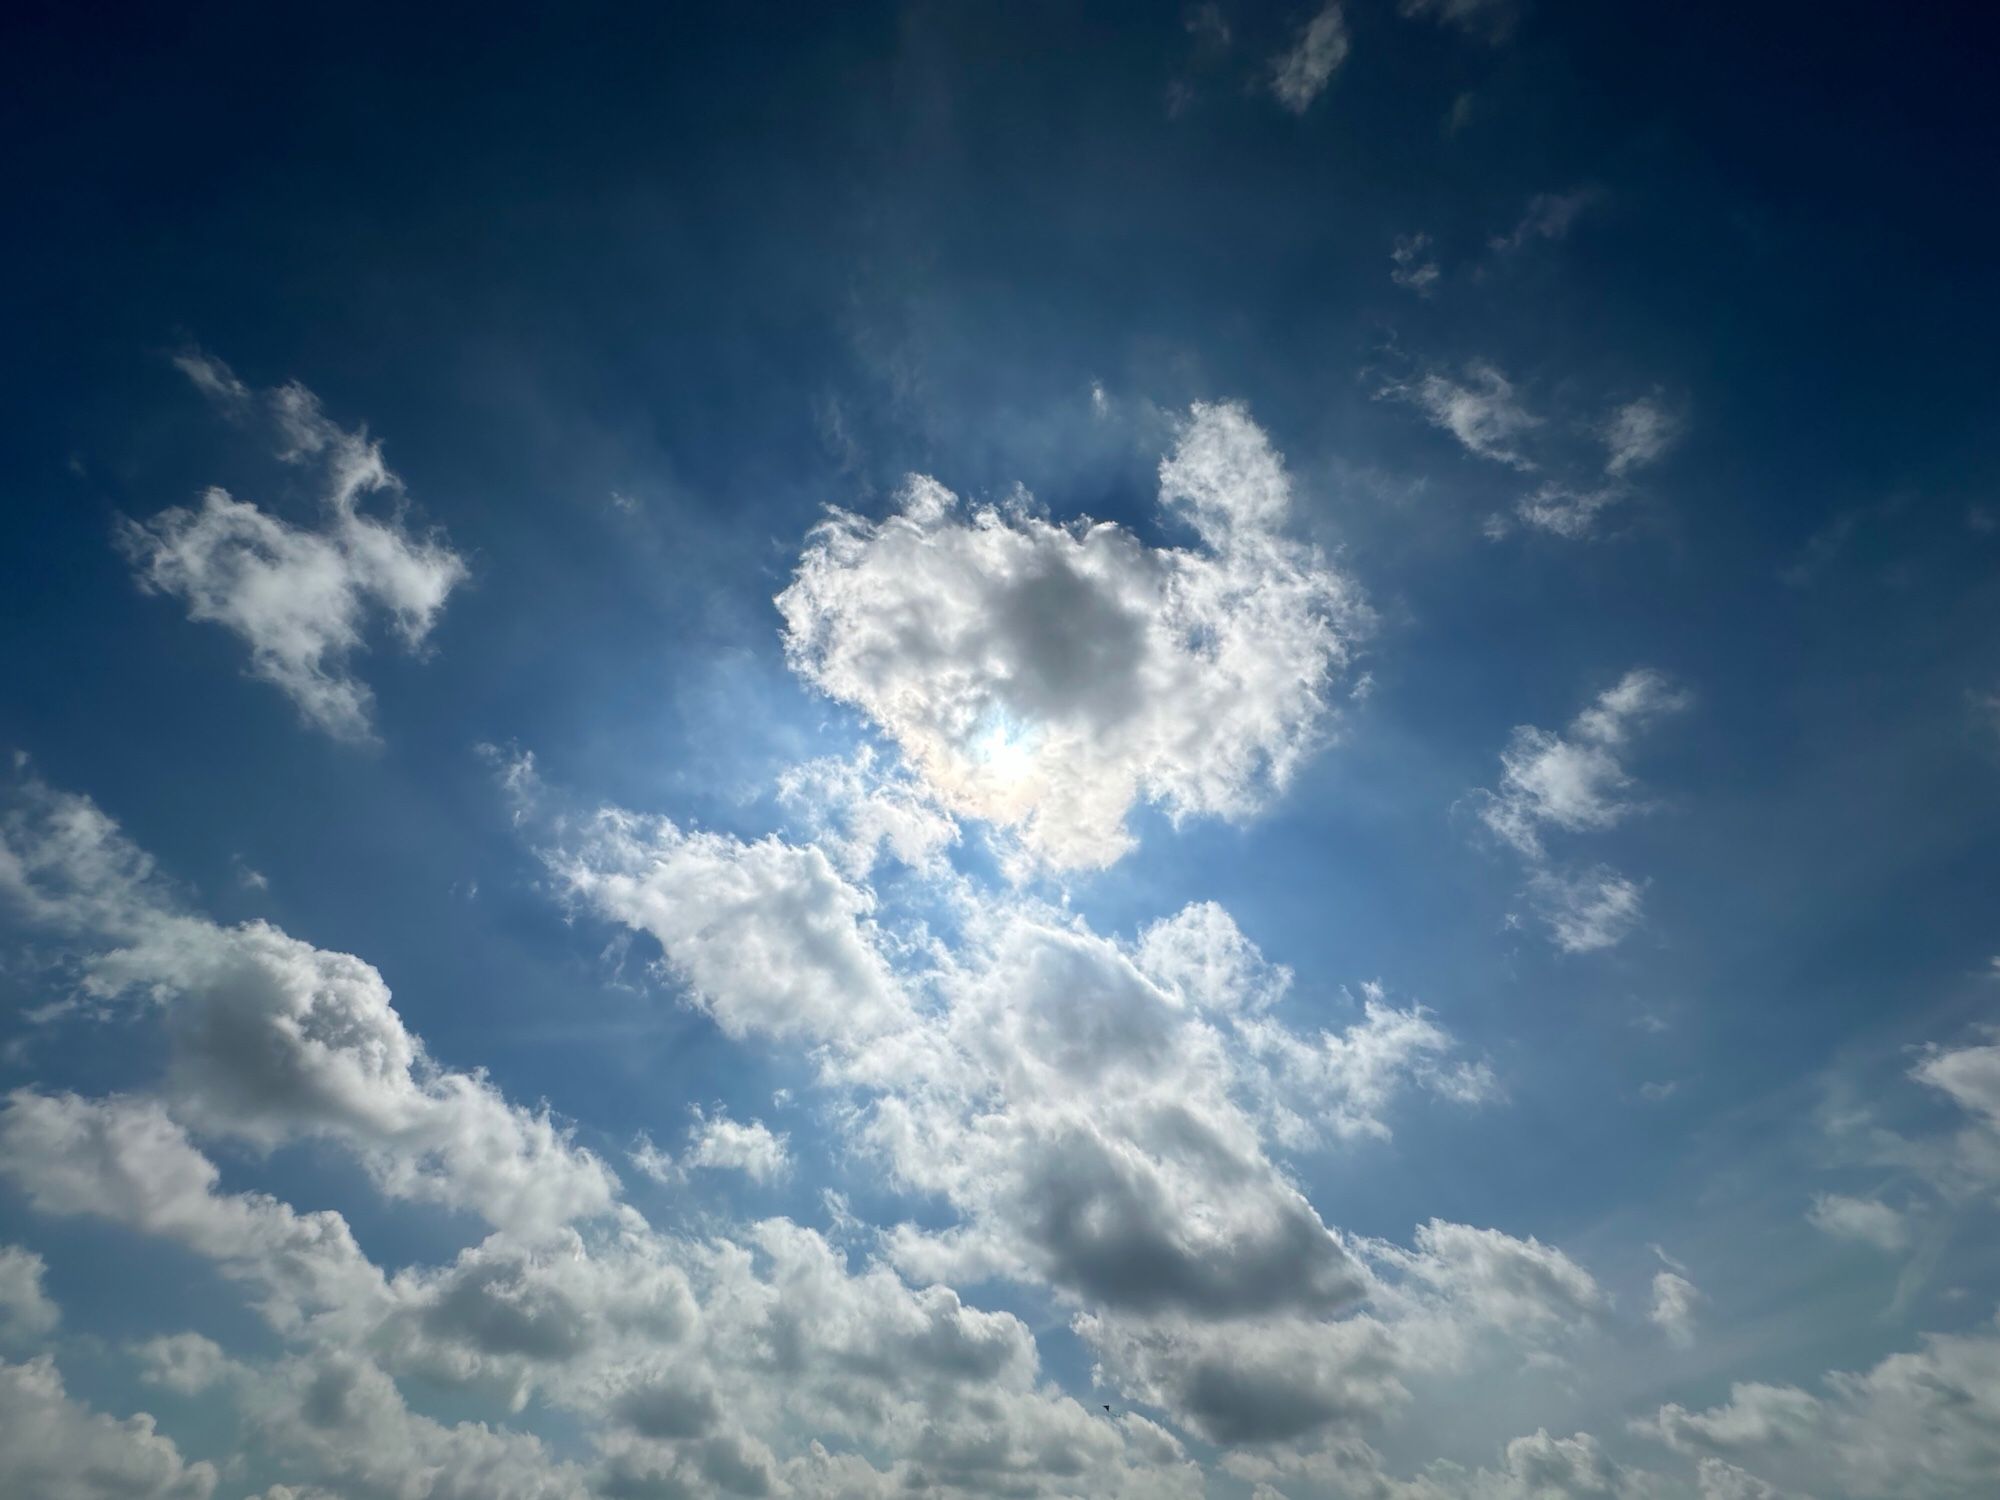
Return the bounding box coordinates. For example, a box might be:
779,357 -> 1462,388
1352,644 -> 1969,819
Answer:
1808,1193 -> 1911,1253
1490,188 -> 1599,255
1382,360 -> 1541,470
1603,395 -> 1682,477
1470,670 -> 1688,952
1516,482 -> 1622,539
1399,0 -> 1518,45
119,350 -> 467,742
1270,4 -> 1350,114
1391,233 -> 1441,296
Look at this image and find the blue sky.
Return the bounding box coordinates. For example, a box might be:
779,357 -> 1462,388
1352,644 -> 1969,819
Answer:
2,2 -> 1999,1497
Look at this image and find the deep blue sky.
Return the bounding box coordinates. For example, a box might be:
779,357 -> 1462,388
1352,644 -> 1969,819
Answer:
3,4 -> 1999,1498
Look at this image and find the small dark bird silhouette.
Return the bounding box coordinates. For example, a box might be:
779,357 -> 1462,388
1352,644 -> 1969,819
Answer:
1102,1404 -> 1112,1413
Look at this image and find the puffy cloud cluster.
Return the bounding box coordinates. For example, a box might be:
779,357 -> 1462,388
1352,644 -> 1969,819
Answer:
776,402 -> 1367,871
1640,1310 -> 2000,1498
1470,670 -> 1687,951
0,1355 -> 218,1500
631,1107 -> 791,1185
117,352 -> 466,740
0,776 -> 1219,1498
0,776 -> 618,1236
1,1089 -> 393,1335
1381,354 -> 1682,539
551,805 -> 909,1042
524,738 -> 1518,1467
0,1245 -> 58,1343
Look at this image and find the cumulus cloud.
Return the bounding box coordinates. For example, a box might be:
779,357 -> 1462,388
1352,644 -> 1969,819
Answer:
682,1107 -> 791,1183
1808,1193 -> 1911,1253
0,1245 -> 58,1342
1641,1309 -> 2000,1498
777,401 -> 1365,871
1383,362 -> 1541,470
0,775 -> 618,1235
1084,1219 -> 1605,1452
550,804 -> 908,1042
0,1089 -> 393,1335
857,903 -> 1374,1319
134,1334 -> 245,1396
1471,671 -> 1687,952
1270,5 -> 1350,113
2,770 -> 1257,1498
0,1355 -> 218,1500
1914,1038 -> 2000,1131
118,352 -> 466,741
775,747 -> 959,879
245,1350 -> 590,1500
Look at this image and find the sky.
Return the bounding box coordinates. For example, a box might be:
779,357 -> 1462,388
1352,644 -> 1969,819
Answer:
2,2 -> 1998,1497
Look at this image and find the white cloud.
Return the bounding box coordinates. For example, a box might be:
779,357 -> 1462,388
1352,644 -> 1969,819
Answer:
1398,0 -> 1518,45
0,1355 -> 218,1500
775,747 -> 958,879
1529,866 -> 1645,954
0,1245 -> 58,1342
1516,483 -> 1623,540
1905,1038 -> 2000,1197
777,401 -> 1366,871
1914,1040 -> 2000,1130
683,1107 -> 791,1184
0,777 -> 619,1236
1460,1428 -> 1651,1499
1641,1309 -> 2000,1498
134,1334 -> 244,1395
244,1350 -> 590,1500
1084,1219 -> 1604,1451
856,902 -> 1376,1319
1471,671 -> 1686,952
1476,669 -> 1686,860
1808,1193 -> 1911,1253
1270,5 -> 1350,114
1602,396 -> 1681,477
118,353 -> 466,741
1649,1270 -> 1702,1347
0,1089 -> 392,1335
1490,189 -> 1597,254
1384,362 -> 1541,470
1391,233 -> 1441,295
551,805 -> 908,1042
